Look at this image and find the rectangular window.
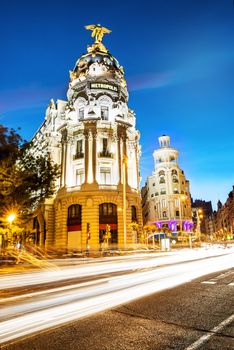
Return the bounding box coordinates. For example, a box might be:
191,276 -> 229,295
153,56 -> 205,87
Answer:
100,168 -> 111,184
76,169 -> 84,185
79,108 -> 84,119
103,138 -> 108,152
73,140 -> 84,159
101,106 -> 109,120
77,140 -> 83,154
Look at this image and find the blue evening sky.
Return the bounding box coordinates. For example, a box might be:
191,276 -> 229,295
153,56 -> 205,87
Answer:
1,0 -> 233,209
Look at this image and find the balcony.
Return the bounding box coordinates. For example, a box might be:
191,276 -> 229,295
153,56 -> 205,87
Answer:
73,152 -> 84,160
98,151 -> 113,158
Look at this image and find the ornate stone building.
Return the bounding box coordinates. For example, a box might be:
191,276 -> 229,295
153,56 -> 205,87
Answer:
141,135 -> 193,232
31,25 -> 142,250
213,187 -> 234,240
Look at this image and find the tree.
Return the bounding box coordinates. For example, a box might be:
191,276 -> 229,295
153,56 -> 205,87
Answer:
0,125 -> 60,224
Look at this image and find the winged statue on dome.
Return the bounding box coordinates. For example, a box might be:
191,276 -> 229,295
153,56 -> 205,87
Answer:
85,24 -> 111,43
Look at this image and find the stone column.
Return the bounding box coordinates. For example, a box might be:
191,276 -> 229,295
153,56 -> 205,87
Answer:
84,130 -> 89,184
87,130 -> 93,184
135,141 -> 140,191
60,129 -> 68,187
92,131 -> 97,183
117,135 -> 121,184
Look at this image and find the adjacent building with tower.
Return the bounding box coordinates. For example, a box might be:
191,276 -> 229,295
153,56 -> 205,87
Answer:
30,25 -> 142,250
141,135 -> 193,233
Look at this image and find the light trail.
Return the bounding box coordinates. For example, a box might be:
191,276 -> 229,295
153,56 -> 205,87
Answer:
0,247 -> 232,289
0,248 -> 233,345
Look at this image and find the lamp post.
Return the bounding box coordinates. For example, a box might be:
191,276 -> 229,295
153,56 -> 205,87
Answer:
196,208 -> 203,242
122,155 -> 128,250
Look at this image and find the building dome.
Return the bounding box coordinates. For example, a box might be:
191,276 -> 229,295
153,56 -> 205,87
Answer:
74,51 -> 123,76
67,29 -> 127,102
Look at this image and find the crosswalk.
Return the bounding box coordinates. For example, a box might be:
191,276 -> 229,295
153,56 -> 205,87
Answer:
200,270 -> 234,286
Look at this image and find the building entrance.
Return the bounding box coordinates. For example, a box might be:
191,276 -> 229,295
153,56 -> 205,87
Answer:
99,203 -> 118,245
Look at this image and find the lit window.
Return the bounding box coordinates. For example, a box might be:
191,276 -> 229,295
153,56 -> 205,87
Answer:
131,206 -> 137,222
76,169 -> 84,185
77,140 -> 83,154
101,106 -> 109,120
100,168 -> 111,184
79,107 -> 84,119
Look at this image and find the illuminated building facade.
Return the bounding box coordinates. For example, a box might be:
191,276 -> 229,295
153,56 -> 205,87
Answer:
213,187 -> 234,239
141,135 -> 193,232
31,25 -> 142,250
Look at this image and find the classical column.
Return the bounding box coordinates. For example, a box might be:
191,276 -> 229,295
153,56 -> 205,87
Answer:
117,135 -> 121,184
135,142 -> 140,191
87,130 -> 93,184
60,129 -> 68,187
84,130 -> 89,183
92,131 -> 97,183
65,141 -> 72,187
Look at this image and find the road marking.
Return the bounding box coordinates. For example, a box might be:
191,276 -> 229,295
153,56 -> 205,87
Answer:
228,282 -> 234,286
201,281 -> 216,284
185,313 -> 234,350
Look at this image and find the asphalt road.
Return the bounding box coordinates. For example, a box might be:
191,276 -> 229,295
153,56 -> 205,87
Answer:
1,250 -> 234,350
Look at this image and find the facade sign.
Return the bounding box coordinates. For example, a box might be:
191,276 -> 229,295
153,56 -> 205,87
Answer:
90,83 -> 118,92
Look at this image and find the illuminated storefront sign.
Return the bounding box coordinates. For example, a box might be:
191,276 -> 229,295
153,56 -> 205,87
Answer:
90,83 -> 118,92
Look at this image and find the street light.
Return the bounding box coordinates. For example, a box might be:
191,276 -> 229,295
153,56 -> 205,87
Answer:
7,213 -> 16,224
196,208 -> 203,241
6,213 -> 16,248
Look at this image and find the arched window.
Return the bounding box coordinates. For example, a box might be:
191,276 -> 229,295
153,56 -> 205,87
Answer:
67,204 -> 82,226
171,169 -> 178,175
99,203 -> 117,223
131,206 -> 137,222
99,203 -> 118,244
159,170 -> 165,176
